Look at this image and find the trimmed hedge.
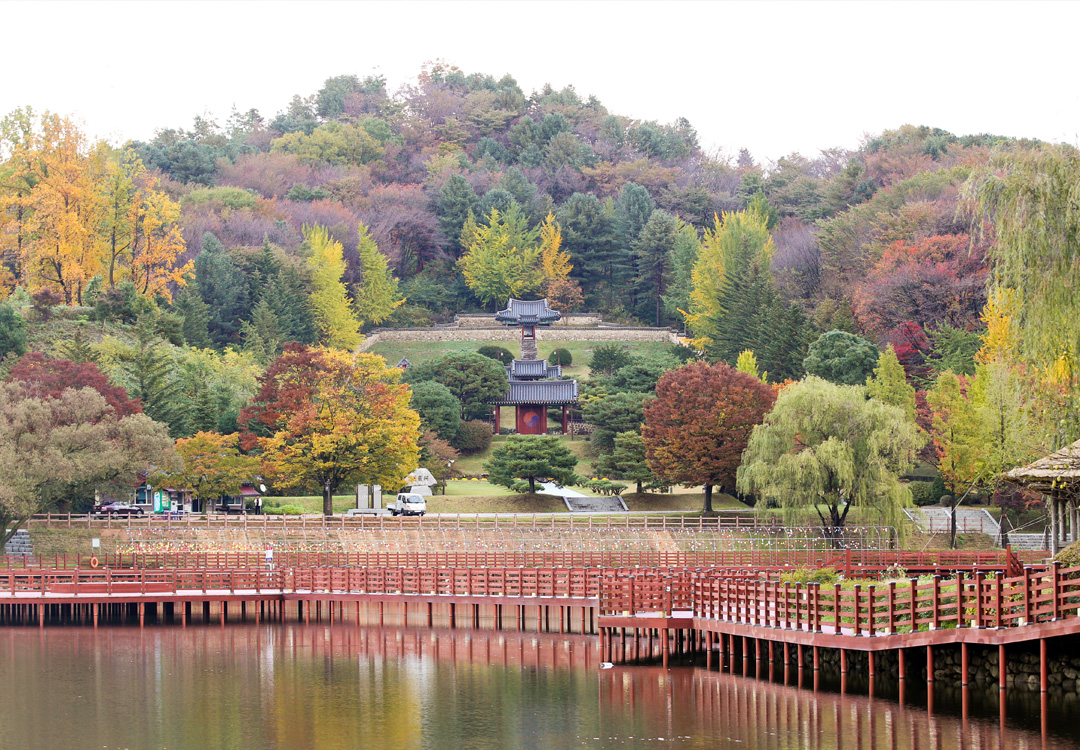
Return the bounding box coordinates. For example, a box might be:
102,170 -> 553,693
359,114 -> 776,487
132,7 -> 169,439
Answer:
547,347 -> 572,366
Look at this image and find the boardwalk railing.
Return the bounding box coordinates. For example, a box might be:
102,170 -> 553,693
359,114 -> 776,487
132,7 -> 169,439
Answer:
599,562 -> 1080,634
0,547 -> 1045,573
0,566 -> 704,600
22,512 -> 779,531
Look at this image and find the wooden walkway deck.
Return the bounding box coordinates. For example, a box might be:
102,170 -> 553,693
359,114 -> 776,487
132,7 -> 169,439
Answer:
1,546 -> 1044,577
598,562 -> 1080,693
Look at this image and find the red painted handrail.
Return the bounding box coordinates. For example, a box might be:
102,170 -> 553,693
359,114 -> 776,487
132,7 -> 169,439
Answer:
600,562 -> 1080,636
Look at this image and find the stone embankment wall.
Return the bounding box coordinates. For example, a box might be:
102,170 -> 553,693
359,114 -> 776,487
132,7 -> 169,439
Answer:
358,325 -> 681,350
454,313 -> 604,328
814,641 -> 1080,693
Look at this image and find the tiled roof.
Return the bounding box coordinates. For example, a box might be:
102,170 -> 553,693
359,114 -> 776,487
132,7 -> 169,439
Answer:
488,379 -> 578,405
507,359 -> 562,379
494,298 -> 562,326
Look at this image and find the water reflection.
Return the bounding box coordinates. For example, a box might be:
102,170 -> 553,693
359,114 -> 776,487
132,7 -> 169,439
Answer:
0,626 -> 1076,750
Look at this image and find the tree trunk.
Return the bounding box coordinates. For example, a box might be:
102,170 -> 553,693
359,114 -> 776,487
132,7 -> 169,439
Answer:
528,476 -> 536,494
949,505 -> 958,549
702,484 -> 713,514
323,480 -> 334,516
636,480 -> 643,494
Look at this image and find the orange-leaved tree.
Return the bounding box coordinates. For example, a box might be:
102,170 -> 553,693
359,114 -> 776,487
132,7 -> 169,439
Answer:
164,431 -> 260,511
643,361 -> 776,513
240,344 -> 420,515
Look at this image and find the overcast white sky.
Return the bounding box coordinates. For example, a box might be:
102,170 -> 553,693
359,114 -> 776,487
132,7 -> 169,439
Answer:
4,0 -> 1077,164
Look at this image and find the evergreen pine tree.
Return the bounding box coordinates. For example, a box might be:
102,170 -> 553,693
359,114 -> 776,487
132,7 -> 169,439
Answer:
173,288 -> 213,349
633,210 -> 678,325
240,298 -> 283,365
267,265 -> 317,345
194,233 -> 250,348
614,182 -> 656,314
127,319 -> 188,437
437,175 -> 480,254
58,323 -> 99,364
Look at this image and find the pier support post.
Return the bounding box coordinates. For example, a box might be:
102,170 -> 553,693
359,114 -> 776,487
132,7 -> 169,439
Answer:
898,648 -> 905,680
961,643 -> 970,686
999,644 -> 1007,690
662,629 -> 669,668
1040,639 -> 1048,693
840,648 -> 847,675
927,645 -> 934,683
813,645 -> 820,671
706,631 -> 713,669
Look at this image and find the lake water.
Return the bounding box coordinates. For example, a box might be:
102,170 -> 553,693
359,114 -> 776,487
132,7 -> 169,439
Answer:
1,624 -> 1078,750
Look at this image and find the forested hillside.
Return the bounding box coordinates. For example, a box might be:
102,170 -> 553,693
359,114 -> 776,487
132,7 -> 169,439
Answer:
0,65 -> 1061,440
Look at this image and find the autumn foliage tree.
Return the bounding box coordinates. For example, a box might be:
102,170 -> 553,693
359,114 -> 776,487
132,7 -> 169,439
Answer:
642,362 -> 776,513
0,381 -> 176,544
851,234 -> 987,338
456,205 -> 545,307
7,352 -> 142,416
240,344 -> 420,515
306,224 -> 363,350
163,431 -> 261,510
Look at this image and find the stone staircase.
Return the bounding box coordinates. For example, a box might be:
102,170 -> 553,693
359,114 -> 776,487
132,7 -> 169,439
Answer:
562,496 -> 628,513
520,336 -> 538,360
1002,532 -> 1049,552
4,529 -> 33,556
905,507 -> 1002,537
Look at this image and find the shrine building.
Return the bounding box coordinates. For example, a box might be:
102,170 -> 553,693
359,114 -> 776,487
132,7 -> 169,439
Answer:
487,298 -> 578,435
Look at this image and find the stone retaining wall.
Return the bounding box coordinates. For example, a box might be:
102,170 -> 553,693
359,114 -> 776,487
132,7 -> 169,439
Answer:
454,313 -> 604,327
358,326 -> 681,350
813,640 -> 1080,693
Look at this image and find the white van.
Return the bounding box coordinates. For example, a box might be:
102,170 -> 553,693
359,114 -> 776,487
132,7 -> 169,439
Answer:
389,493 -> 427,517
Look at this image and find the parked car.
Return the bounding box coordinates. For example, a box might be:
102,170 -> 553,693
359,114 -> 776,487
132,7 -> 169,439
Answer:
92,502 -> 145,517
389,493 -> 427,517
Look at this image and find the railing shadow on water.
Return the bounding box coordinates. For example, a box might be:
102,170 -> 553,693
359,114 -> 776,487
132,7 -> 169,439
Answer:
602,655 -> 1080,749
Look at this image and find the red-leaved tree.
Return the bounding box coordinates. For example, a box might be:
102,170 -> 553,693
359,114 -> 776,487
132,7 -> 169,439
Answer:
643,362 -> 777,513
7,353 -> 142,417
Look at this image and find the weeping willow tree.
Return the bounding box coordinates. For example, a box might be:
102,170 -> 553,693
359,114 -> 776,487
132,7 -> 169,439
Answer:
961,144 -> 1080,446
962,145 -> 1080,375
736,376 -> 925,546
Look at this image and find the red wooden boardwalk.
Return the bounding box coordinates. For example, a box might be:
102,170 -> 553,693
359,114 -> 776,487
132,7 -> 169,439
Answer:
597,562 -> 1080,693
1,546 -> 1044,576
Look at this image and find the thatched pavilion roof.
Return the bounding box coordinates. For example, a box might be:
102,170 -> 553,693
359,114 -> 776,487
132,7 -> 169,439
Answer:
1006,440 -> 1080,495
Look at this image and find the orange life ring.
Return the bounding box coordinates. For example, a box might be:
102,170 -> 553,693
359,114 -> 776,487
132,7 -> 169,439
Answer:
89,556 -> 99,569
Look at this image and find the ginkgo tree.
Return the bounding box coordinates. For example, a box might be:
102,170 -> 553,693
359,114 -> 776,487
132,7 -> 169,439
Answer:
456,206 -> 569,307
306,224 -> 363,349
240,344 -> 421,515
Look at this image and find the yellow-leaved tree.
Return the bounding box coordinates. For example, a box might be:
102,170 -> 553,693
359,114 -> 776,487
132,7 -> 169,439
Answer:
23,113 -> 108,303
456,205 -> 544,307
98,149 -> 190,300
305,224 -> 363,350
240,345 -> 421,515
353,221 -> 403,326
685,207 -> 775,349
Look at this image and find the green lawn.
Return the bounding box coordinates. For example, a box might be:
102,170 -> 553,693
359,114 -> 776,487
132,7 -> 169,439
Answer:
621,490 -> 750,512
366,339 -> 675,379
443,480 -> 515,496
